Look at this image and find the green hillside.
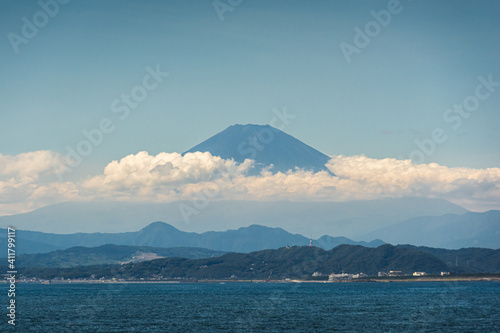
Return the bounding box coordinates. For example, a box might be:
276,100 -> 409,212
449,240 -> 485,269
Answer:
17,244 -> 226,268
401,245 -> 500,273
20,244 -> 454,280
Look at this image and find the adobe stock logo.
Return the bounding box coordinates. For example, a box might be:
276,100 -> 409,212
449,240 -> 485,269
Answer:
213,0 -> 243,21
237,108 -> 296,159
7,0 -> 71,55
339,0 -> 407,64
53,65 -> 169,181
409,74 -> 499,164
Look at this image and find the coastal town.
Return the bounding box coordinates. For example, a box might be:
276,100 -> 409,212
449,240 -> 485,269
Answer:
7,271 -> 499,285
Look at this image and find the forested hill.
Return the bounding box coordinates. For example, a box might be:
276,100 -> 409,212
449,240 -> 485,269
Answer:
16,244 -> 226,268
21,244 -> 460,280
399,245 -> 500,274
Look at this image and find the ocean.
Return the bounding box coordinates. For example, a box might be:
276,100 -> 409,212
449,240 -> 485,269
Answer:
6,281 -> 500,332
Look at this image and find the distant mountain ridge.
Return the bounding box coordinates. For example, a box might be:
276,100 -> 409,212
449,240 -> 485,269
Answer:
364,210 -> 500,249
184,124 -> 331,174
0,222 -> 383,256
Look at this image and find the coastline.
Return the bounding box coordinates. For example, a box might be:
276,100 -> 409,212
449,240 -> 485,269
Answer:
13,275 -> 500,284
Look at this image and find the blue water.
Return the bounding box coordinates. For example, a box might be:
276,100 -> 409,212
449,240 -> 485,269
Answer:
4,281 -> 500,332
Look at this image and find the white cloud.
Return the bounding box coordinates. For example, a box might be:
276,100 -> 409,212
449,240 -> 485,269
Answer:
0,151 -> 79,215
1,150 -> 499,215
80,152 -> 500,210
325,155 -> 500,208
81,151 -> 254,200
0,151 -> 62,183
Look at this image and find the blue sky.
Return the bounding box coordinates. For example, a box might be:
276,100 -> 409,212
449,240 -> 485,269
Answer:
1,0 -> 499,180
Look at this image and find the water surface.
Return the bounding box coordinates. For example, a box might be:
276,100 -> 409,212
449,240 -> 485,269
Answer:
6,281 -> 500,332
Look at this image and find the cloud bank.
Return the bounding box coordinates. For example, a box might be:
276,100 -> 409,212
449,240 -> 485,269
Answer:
0,151 -> 78,215
81,151 -> 254,200
1,150 -> 499,215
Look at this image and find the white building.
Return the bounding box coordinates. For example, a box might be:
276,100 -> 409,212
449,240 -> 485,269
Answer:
352,273 -> 367,279
328,273 -> 351,281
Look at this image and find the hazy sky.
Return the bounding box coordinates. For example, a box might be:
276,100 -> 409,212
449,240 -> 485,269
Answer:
1,0 -> 499,215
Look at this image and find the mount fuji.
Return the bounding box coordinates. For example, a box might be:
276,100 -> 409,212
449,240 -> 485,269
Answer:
184,124 -> 331,174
